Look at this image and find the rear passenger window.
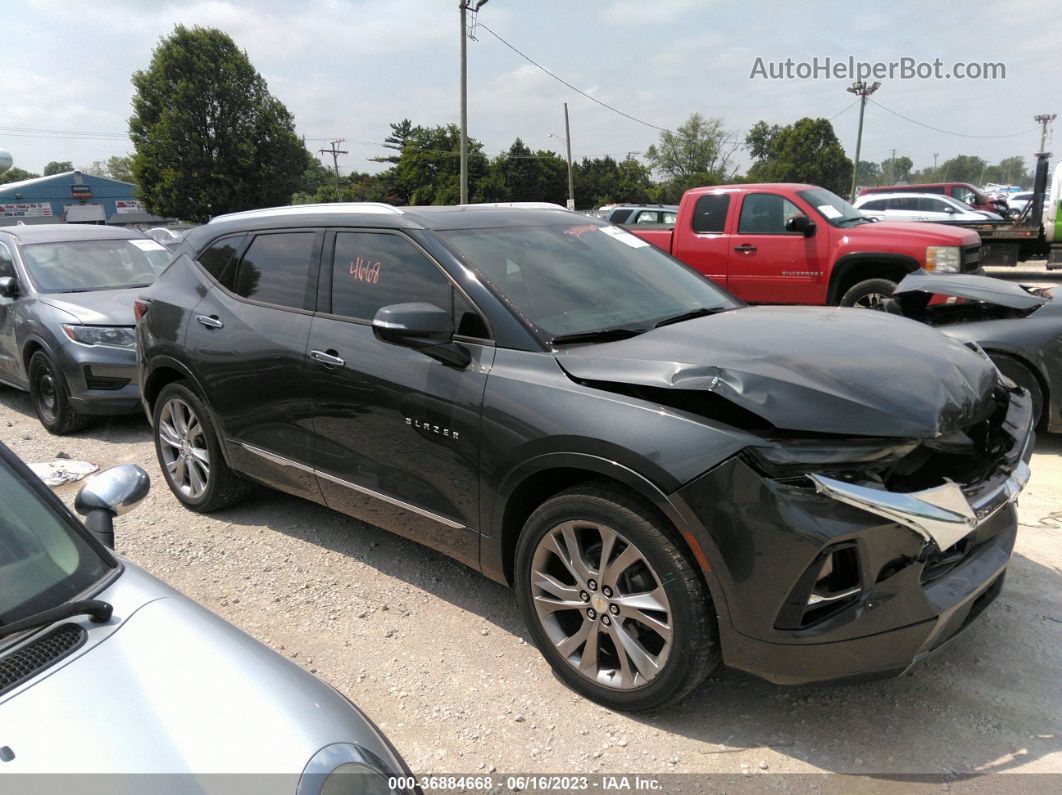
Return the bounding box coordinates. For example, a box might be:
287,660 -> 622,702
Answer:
330,232 -> 451,321
196,234 -> 245,290
609,209 -> 633,224
233,232 -> 316,309
862,199 -> 885,211
692,194 -> 730,233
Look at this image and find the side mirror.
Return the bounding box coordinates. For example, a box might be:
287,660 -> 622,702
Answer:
373,302 -> 452,345
75,465 -> 151,548
785,215 -> 816,237
0,276 -> 19,298
372,302 -> 470,368
944,207 -> 957,214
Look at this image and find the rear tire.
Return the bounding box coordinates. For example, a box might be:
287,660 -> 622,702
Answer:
839,278 -> 898,309
152,381 -> 251,512
515,482 -> 719,711
991,354 -> 1044,428
28,351 -> 91,435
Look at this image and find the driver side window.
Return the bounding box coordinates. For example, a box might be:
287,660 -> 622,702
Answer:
0,242 -> 14,280
738,194 -> 806,235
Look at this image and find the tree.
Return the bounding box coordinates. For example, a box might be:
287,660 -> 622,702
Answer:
0,167 -> 40,185
43,160 -> 73,176
746,117 -> 852,195
935,154 -> 987,184
855,160 -> 882,186
129,25 -> 311,222
485,138 -> 568,204
381,123 -> 488,205
572,155 -> 656,208
369,119 -> 416,165
982,156 -> 1031,188
745,121 -> 781,161
879,154 -> 913,184
645,113 -> 739,194
83,155 -> 136,183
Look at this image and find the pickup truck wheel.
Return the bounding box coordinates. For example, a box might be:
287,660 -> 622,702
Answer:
990,354 -> 1044,428
515,482 -> 719,711
840,278 -> 898,309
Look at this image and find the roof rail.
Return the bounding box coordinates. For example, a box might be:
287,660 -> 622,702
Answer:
208,202 -> 403,224
461,202 -> 568,210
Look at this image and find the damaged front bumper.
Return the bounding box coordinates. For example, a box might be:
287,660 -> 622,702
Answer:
672,384 -> 1035,686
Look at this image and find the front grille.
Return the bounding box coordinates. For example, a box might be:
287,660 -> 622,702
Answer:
0,623 -> 86,696
961,244 -> 982,271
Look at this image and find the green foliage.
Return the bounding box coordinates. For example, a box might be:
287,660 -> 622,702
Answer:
879,155 -> 913,184
573,155 -> 655,208
855,160 -> 882,186
934,154 -> 987,184
43,160 -> 73,176
129,24 -> 310,222
83,155 -> 136,183
982,156 -> 1031,188
645,113 -> 739,184
746,117 -> 853,195
485,138 -> 568,204
0,167 -> 40,185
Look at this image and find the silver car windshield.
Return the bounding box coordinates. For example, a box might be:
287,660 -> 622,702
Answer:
19,239 -> 171,293
0,459 -> 111,628
439,223 -> 739,340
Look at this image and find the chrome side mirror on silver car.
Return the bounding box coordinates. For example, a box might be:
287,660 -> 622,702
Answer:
75,464 -> 151,548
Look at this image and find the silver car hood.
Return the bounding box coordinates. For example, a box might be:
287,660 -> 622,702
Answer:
0,564 -> 395,778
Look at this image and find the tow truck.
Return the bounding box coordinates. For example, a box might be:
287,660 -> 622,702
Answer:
971,152 -> 1061,268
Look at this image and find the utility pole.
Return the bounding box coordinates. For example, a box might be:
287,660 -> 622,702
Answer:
563,102 -> 574,210
933,152 -> 939,178
847,79 -> 881,201
458,1 -> 488,204
886,148 -> 897,184
1034,113 -> 1057,153
319,139 -> 347,202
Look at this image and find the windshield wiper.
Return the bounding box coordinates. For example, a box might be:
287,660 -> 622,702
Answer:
0,599 -> 113,640
550,327 -> 646,346
653,306 -> 728,328
837,216 -> 870,226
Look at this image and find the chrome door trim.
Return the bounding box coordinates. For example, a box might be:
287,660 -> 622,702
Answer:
237,442 -> 465,530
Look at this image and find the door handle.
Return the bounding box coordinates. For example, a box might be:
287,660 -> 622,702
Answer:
309,349 -> 345,367
733,244 -> 757,253
195,314 -> 224,329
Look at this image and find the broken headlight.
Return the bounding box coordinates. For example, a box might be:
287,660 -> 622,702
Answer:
744,439 -> 919,481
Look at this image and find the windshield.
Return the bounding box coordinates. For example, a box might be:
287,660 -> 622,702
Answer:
0,454 -> 112,630
797,188 -> 869,226
20,238 -> 172,293
439,223 -> 740,340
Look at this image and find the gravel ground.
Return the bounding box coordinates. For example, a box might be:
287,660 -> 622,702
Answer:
3,295 -> 1062,780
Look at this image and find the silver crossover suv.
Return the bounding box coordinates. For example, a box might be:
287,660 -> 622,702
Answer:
0,442 -> 413,792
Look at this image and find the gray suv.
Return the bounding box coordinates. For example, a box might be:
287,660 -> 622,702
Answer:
0,225 -> 171,433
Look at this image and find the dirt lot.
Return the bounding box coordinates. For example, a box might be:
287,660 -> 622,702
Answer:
2,270 -> 1061,780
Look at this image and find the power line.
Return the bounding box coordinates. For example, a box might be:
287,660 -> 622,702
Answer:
830,100 -> 859,121
869,100 -> 1039,139
476,22 -> 669,133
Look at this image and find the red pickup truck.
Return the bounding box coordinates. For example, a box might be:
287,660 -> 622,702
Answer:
627,183 -> 983,307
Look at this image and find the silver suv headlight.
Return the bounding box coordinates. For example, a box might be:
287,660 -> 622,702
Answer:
297,743 -> 404,795
61,324 -> 136,349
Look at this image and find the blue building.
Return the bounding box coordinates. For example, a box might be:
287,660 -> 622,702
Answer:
0,170 -> 167,226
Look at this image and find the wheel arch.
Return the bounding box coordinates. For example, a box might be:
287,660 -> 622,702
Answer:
143,357 -> 235,465
827,254 -> 921,305
484,453 -> 728,621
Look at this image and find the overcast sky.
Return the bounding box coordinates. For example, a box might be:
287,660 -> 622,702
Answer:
3,0 -> 1058,179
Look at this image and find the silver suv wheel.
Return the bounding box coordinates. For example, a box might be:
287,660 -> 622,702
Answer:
157,396 -> 211,499
530,520 -> 672,690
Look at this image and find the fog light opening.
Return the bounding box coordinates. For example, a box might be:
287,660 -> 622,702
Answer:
775,543 -> 862,630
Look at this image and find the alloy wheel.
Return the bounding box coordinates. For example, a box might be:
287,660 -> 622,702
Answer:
854,292 -> 890,310
158,397 -> 211,500
530,520 -> 672,690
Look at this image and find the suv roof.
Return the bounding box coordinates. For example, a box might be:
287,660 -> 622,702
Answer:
187,203 -> 581,252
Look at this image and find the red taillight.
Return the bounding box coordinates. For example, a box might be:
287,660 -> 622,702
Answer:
133,299 -> 150,322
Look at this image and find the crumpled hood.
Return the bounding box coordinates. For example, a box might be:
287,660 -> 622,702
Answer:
854,221 -> 980,246
555,306 -> 998,438
895,272 -> 1049,310
38,287 -> 140,326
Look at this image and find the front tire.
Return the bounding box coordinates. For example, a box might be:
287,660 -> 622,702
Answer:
28,351 -> 90,435
839,278 -> 898,309
152,381 -> 250,512
991,354 -> 1044,428
515,482 -> 719,711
